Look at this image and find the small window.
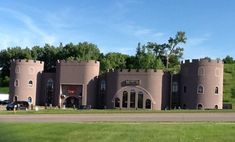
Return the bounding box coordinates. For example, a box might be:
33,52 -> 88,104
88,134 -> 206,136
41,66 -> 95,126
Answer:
215,87 -> 219,95
198,67 -> 205,76
183,86 -> 187,93
197,85 -> 204,94
28,80 -> 33,87
14,80 -> 19,87
28,97 -> 32,103
172,82 -> 178,93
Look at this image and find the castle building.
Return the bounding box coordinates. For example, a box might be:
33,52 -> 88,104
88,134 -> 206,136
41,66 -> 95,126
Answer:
9,58 -> 224,110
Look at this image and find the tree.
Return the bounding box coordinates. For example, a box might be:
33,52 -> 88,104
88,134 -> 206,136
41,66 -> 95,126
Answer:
223,55 -> 234,64
145,31 -> 187,69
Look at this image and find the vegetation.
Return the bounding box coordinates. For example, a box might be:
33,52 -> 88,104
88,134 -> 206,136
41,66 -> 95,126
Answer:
1,109 -> 235,115
0,122 -> 234,142
223,64 -> 235,105
0,87 -> 9,94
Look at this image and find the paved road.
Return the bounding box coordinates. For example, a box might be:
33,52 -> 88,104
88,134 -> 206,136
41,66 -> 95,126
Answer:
1,113 -> 235,122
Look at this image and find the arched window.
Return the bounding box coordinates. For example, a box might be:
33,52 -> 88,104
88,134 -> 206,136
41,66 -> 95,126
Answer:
100,80 -> 106,91
172,82 -> 178,93
197,85 -> 204,94
14,79 -> 19,87
130,91 -> 136,108
122,91 -> 128,108
28,80 -> 33,87
145,99 -> 151,109
215,105 -> 218,109
215,87 -> 219,95
197,104 -> 203,110
28,97 -> 32,103
198,67 -> 205,76
138,92 -> 143,108
115,98 -> 120,108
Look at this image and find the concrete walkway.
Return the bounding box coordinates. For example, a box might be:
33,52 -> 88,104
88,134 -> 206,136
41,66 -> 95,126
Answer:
1,113 -> 235,122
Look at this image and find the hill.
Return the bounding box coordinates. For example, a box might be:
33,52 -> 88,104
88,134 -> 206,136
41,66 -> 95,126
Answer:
223,64 -> 235,104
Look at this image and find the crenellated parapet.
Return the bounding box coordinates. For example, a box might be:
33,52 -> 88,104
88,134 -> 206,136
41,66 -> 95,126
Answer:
11,59 -> 44,65
181,58 -> 223,66
57,60 -> 99,66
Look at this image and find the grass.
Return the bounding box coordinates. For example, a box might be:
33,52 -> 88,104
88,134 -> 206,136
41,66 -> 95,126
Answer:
1,108 -> 235,114
0,87 -> 9,94
223,64 -> 235,104
0,122 -> 234,142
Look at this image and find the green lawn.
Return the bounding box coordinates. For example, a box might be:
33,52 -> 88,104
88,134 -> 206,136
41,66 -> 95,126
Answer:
223,64 -> 235,105
1,108 -> 235,114
0,87 -> 9,94
0,122 -> 234,142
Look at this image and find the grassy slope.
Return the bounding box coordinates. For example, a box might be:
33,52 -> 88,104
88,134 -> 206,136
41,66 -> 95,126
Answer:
223,64 -> 235,104
0,123 -> 234,142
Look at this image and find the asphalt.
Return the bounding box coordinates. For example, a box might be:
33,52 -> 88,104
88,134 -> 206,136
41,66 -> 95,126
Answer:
1,113 -> 235,122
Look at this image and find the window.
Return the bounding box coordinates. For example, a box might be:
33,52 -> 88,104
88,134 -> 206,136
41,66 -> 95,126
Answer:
183,86 -> 187,93
130,91 -> 136,108
15,66 -> 20,73
28,97 -> 32,103
198,67 -> 205,76
172,82 -> 178,93
100,80 -> 106,90
115,98 -> 120,108
145,99 -> 151,109
138,92 -> 143,108
197,85 -> 204,94
47,79 -> 54,90
215,87 -> 219,95
28,80 -> 33,87
14,80 -> 19,87
122,91 -> 128,108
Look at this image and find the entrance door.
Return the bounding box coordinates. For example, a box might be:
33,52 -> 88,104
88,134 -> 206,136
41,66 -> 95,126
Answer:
64,97 -> 79,108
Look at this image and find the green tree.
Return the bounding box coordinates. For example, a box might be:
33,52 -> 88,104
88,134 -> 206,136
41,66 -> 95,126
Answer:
223,55 -> 234,64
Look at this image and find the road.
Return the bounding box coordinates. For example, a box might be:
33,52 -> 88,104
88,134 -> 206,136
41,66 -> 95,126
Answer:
1,113 -> 235,122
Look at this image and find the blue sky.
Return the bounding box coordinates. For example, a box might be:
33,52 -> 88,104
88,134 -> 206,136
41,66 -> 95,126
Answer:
0,0 -> 234,59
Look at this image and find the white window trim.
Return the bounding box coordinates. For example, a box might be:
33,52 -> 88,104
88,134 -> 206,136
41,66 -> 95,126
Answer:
14,79 -> 19,87
28,80 -> 33,88
197,85 -> 204,94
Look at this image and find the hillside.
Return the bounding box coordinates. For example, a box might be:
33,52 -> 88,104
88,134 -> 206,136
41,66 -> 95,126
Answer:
223,64 -> 235,104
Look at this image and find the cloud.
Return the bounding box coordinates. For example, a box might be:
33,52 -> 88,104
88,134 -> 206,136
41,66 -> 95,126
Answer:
0,7 -> 56,48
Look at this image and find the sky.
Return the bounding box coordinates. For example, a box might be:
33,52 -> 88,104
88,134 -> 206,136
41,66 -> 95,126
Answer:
0,0 -> 234,60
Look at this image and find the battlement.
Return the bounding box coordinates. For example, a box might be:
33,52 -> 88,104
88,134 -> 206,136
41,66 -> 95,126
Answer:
57,60 -> 99,66
11,59 -> 44,64
181,58 -> 223,65
106,69 -> 164,74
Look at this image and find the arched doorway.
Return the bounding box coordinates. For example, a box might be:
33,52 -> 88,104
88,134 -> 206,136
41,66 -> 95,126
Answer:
215,105 -> 218,109
145,99 -> 151,109
197,104 -> 203,110
64,97 -> 79,108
